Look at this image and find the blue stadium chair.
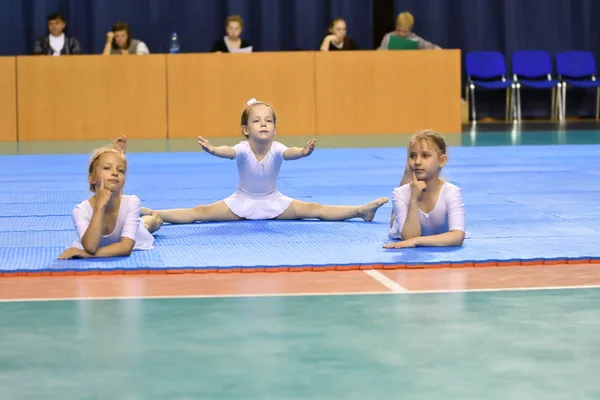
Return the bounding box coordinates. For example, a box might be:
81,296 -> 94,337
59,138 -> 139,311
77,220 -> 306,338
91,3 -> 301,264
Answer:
511,50 -> 562,121
556,51 -> 600,121
465,51 -> 515,121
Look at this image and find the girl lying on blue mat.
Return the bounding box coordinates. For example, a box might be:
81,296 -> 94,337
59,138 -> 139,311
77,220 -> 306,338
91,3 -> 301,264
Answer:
143,98 -> 388,223
384,130 -> 465,249
58,139 -> 163,259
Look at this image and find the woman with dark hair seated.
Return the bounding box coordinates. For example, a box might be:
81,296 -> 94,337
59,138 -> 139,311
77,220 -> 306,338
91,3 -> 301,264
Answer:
103,21 -> 150,55
320,18 -> 359,51
211,15 -> 252,53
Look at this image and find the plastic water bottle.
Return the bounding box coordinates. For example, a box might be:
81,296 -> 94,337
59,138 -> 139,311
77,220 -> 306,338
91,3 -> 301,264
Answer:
169,32 -> 180,54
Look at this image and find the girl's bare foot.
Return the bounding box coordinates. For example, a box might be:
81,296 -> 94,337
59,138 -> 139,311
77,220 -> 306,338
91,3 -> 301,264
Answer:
358,198 -> 389,221
142,211 -> 163,234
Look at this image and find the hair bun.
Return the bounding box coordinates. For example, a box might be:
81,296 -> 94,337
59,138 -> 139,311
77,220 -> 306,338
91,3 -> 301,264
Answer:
246,98 -> 259,106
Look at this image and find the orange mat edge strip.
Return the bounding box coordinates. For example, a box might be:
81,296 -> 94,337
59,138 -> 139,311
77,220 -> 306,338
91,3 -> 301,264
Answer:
2,259 -> 599,278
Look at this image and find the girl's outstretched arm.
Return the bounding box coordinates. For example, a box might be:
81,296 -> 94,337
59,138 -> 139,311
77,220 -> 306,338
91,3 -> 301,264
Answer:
59,239 -> 136,259
89,239 -> 136,257
283,139 -> 316,160
198,136 -> 236,159
383,230 -> 465,248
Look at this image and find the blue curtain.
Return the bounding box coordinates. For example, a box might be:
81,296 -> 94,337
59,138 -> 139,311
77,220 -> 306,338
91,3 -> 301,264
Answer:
393,0 -> 600,118
2,0 -> 599,118
0,0 -> 73,56
0,0 -> 372,56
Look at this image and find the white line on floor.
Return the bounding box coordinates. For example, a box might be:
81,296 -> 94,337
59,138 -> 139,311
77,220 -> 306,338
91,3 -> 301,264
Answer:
2,285 -> 600,303
362,269 -> 408,292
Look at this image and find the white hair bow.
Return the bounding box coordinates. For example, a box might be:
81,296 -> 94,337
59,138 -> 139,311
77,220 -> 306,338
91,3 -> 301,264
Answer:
247,98 -> 260,106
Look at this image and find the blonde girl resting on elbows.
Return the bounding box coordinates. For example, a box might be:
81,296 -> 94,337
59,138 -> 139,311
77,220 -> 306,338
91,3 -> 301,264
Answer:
58,140 -> 162,259
384,130 -> 465,249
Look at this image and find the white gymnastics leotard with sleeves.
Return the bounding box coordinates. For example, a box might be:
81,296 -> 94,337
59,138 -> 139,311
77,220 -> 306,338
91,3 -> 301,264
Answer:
389,181 -> 466,239
223,140 -> 294,220
70,194 -> 154,250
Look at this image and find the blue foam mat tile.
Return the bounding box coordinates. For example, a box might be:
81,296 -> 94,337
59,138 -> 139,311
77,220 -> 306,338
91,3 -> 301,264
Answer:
277,195 -> 395,207
463,204 -> 556,221
135,199 -> 209,211
156,240 -> 389,269
455,171 -> 596,186
505,192 -> 600,206
0,247 -> 66,271
452,165 -> 569,174
2,145 -> 600,273
574,218 -> 600,232
285,184 -> 393,197
0,181 -> 86,192
544,208 -> 600,220
279,173 -> 401,187
156,244 -> 291,269
0,246 -> 165,272
0,203 -> 76,217
456,237 -> 600,262
379,237 -> 600,265
461,181 -> 600,195
458,193 -> 515,206
0,231 -> 75,248
134,188 -> 239,202
0,190 -> 91,204
0,216 -> 74,232
465,219 -> 600,239
153,220 -> 389,247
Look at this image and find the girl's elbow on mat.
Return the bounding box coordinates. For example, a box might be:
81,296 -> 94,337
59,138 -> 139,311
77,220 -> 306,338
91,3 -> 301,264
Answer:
120,242 -> 135,257
451,230 -> 465,246
82,244 -> 98,255
400,232 -> 420,241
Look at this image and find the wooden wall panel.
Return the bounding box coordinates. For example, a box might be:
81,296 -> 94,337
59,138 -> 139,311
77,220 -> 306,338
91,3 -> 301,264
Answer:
17,55 -> 168,141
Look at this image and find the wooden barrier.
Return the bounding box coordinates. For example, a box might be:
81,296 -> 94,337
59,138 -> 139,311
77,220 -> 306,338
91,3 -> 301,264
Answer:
315,50 -> 461,135
6,51 -> 461,142
166,52 -> 317,138
16,55 -> 168,141
0,57 -> 17,142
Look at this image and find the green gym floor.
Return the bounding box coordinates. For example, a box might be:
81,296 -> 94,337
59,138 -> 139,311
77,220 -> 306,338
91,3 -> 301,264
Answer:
2,122 -> 600,399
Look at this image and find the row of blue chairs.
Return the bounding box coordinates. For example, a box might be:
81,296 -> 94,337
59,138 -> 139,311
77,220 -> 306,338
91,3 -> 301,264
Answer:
465,50 -> 600,121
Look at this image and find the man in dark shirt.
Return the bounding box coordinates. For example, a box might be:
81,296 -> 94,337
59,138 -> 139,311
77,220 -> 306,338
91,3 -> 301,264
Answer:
33,13 -> 82,56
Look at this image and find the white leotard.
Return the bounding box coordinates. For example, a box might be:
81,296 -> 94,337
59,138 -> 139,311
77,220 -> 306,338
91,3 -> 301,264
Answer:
223,140 -> 294,219
389,181 -> 466,239
70,195 -> 154,250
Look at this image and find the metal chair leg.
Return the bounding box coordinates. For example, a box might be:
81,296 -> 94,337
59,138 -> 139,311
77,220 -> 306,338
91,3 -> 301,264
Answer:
505,87 -> 511,121
511,84 -> 517,121
516,84 -> 522,121
558,83 -> 564,122
562,83 -> 567,121
465,84 -> 470,122
469,84 -> 476,122
551,87 -> 556,121
596,87 -> 600,121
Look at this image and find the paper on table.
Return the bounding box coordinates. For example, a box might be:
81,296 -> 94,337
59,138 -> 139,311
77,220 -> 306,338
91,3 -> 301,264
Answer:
230,46 -> 253,53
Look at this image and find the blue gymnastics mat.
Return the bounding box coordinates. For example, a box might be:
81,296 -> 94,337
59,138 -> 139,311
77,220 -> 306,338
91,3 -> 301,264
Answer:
1,144 -> 600,274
